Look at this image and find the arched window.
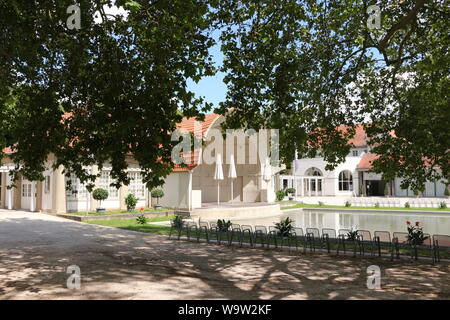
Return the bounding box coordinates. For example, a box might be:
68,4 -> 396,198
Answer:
305,167 -> 322,176
339,170 -> 353,191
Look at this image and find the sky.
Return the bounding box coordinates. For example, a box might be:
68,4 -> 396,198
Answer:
102,2 -> 228,111
186,36 -> 227,111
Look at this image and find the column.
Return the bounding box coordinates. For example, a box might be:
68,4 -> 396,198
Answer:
315,178 -> 318,196
6,173 -> 13,210
308,179 -> 311,196
52,166 -> 67,214
30,181 -> 36,212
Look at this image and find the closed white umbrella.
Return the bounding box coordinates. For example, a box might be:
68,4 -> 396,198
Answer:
228,154 -> 237,202
263,157 -> 272,181
214,153 -> 224,205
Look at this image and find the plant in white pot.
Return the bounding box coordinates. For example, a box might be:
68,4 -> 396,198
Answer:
92,188 -> 108,213
286,188 -> 296,201
151,189 -> 164,210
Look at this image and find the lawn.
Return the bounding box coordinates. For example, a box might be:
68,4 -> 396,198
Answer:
65,207 -> 171,216
281,203 -> 450,211
87,216 -> 173,235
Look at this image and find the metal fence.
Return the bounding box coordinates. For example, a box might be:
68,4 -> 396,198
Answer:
169,220 -> 450,263
348,199 -> 449,208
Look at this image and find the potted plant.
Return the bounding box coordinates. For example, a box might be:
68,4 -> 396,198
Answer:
92,188 -> 108,213
286,188 -> 296,200
125,193 -> 138,212
151,189 -> 164,209
274,217 -> 294,237
406,221 -> 429,260
359,184 -> 364,197
275,190 -> 286,201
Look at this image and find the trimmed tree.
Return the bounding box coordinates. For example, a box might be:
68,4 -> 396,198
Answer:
151,189 -> 164,209
92,188 -> 108,213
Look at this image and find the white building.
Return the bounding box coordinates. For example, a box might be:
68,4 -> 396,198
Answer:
279,125 -> 447,198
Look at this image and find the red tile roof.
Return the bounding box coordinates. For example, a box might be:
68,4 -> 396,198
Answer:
176,113 -> 220,137
337,124 -> 368,147
357,153 -> 379,169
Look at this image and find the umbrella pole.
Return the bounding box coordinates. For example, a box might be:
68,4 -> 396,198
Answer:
231,180 -> 233,203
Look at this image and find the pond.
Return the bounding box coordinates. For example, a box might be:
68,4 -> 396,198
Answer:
222,209 -> 450,237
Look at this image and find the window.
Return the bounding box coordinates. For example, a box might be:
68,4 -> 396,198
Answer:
44,176 -> 51,194
100,171 -> 118,198
22,184 -> 32,197
352,150 -> 359,157
128,172 -> 145,198
305,167 -> 322,176
339,170 -> 353,191
66,175 -> 87,199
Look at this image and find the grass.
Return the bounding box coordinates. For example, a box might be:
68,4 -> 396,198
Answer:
65,208 -> 170,216
281,203 -> 450,211
87,216 -> 173,234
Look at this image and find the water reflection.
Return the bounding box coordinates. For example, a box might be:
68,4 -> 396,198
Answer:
224,210 -> 450,236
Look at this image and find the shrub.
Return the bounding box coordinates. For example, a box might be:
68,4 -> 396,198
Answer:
92,188 -> 108,207
286,188 -> 296,195
276,190 -> 286,201
151,189 -> 164,204
274,217 -> 294,237
384,184 -> 390,196
374,202 -> 380,208
217,219 -> 232,232
318,201 -> 324,206
406,221 -> 429,246
345,200 -> 351,207
172,215 -> 184,229
136,215 -> 148,225
404,201 -> 410,208
125,193 -> 138,211
440,201 -> 447,209
346,228 -> 358,241
445,187 -> 450,197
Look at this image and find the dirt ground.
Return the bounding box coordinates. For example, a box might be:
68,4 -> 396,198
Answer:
0,210 -> 449,300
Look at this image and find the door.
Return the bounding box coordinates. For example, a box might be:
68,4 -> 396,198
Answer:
21,180 -> 32,210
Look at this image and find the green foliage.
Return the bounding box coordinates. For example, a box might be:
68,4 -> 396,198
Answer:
215,0 -> 449,189
276,190 -> 286,201
346,229 -> 358,242
217,219 -> 232,232
172,215 -> 184,229
318,201 -> 324,206
92,188 -> 108,201
374,202 -> 380,208
384,184 -> 390,197
274,217 -> 294,237
440,202 -> 447,209
345,201 -> 351,207
151,189 -> 164,199
404,202 -> 411,208
445,186 -> 450,197
0,0 -> 215,187
125,194 -> 138,211
151,189 -> 164,206
136,215 -> 148,225
406,221 -> 429,246
286,188 -> 296,195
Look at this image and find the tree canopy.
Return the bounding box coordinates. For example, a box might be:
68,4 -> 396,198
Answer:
1,0 -> 448,191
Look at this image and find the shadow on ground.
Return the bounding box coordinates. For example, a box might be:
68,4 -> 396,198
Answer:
0,212 -> 449,299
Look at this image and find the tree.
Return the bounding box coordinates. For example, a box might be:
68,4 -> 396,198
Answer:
0,0 -> 215,189
214,0 -> 449,191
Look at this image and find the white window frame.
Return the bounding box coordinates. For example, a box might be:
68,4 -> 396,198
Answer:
352,150 -> 359,157
339,170 -> 353,191
100,171 -> 118,199
128,171 -> 145,199
66,175 -> 88,200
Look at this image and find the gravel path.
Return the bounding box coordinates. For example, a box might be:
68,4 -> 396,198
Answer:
0,210 -> 449,300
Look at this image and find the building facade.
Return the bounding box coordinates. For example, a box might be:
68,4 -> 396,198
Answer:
279,125 -> 447,198
0,114 -> 279,213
